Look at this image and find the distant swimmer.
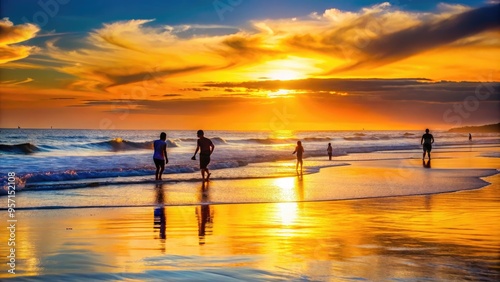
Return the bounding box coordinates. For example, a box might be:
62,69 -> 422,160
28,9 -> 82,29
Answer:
327,143 -> 333,161
153,132 -> 168,181
469,133 -> 472,141
293,140 -> 304,172
420,129 -> 434,160
192,130 -> 215,182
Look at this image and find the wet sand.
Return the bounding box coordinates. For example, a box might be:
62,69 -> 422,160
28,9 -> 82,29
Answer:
1,146 -> 499,281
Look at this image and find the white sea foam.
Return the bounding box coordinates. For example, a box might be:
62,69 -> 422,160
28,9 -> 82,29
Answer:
1,129 -> 498,197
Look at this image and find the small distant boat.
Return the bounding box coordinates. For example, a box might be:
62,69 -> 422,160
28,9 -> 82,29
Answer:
18,126 -> 21,129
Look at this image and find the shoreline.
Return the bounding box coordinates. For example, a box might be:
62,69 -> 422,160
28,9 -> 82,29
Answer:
5,170 -> 498,212
1,145 -> 499,280
3,145 -> 499,210
2,176 -> 499,281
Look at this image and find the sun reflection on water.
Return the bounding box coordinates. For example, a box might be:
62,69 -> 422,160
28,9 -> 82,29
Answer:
276,202 -> 298,226
270,129 -> 294,140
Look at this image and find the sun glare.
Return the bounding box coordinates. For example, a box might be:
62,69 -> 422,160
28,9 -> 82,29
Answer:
251,57 -> 320,81
276,202 -> 298,226
268,89 -> 293,98
267,70 -> 303,81
271,130 -> 294,140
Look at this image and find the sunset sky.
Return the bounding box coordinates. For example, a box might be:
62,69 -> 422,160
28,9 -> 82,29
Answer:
1,0 -> 499,130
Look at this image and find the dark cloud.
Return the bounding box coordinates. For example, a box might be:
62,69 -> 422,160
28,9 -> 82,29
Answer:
72,97 -> 269,115
180,87 -> 211,92
332,4 -> 500,72
73,78 -> 500,111
205,78 -> 500,103
215,93 -> 251,97
67,82 -> 499,127
104,65 -> 207,88
71,99 -> 134,107
208,34 -> 287,70
163,94 -> 182,97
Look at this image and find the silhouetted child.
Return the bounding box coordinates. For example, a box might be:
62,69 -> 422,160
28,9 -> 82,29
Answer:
327,143 -> 333,160
153,132 -> 168,180
192,130 -> 215,182
293,140 -> 304,172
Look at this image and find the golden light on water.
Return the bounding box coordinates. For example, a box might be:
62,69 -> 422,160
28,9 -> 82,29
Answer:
276,202 -> 299,226
6,168 -> 500,279
270,129 -> 295,140
274,177 -> 295,190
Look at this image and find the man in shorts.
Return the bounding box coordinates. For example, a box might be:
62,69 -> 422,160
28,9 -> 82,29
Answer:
192,130 -> 215,182
420,128 -> 434,160
153,132 -> 168,180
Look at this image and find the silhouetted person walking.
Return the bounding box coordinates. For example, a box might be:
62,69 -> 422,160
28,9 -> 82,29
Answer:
192,130 -> 215,182
327,143 -> 333,160
293,140 -> 304,172
153,132 -> 168,181
421,129 -> 434,160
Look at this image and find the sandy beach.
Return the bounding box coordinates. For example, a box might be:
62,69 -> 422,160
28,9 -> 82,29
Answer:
1,145 -> 499,281
2,0 -> 499,280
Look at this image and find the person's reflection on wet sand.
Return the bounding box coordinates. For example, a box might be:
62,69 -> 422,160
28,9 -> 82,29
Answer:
296,172 -> 304,202
422,159 -> 431,169
196,181 -> 213,245
424,195 -> 432,211
154,183 -> 166,240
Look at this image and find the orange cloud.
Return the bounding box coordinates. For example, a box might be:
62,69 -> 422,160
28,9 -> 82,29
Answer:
38,3 -> 498,93
0,18 -> 40,64
2,3 -> 498,130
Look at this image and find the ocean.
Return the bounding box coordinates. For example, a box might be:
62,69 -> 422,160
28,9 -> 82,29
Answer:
1,129 -> 499,194
1,129 -> 499,281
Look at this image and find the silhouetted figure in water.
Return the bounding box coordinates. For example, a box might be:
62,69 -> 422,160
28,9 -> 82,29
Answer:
153,132 -> 168,180
327,143 -> 333,160
420,129 -> 434,160
469,133 -> 472,141
192,130 -> 215,182
293,140 -> 304,172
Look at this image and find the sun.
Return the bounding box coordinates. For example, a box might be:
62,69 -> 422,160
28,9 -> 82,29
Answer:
250,57 -> 319,81
267,69 -> 304,81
